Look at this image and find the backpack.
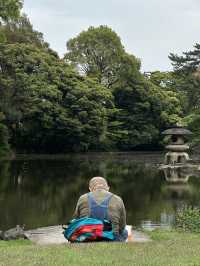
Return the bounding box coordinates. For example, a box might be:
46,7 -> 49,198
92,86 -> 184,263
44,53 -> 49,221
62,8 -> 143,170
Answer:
63,217 -> 115,242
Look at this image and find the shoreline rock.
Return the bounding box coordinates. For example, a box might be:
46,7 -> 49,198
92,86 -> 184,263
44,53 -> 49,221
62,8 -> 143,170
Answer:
0,225 -> 26,240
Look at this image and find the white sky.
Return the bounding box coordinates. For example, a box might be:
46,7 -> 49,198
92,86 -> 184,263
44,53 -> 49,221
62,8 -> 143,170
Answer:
23,0 -> 200,72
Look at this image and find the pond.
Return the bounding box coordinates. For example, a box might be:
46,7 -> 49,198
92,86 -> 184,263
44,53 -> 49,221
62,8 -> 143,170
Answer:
1,152 -> 200,231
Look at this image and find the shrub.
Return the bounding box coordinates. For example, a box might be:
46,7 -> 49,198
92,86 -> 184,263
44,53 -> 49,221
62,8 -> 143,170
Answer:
176,205 -> 200,233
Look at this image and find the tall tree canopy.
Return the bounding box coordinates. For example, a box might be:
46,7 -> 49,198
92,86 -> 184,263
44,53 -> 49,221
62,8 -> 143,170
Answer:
169,43 -> 200,113
0,0 -> 23,155
0,19 -> 184,154
169,43 -> 200,73
113,75 -> 182,149
65,25 -> 182,150
0,0 -> 22,22
169,44 -> 200,147
65,25 -> 140,88
0,43 -> 114,152
1,14 -> 49,48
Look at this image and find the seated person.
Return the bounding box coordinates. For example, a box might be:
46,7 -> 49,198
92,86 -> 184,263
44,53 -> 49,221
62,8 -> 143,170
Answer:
73,176 -> 128,241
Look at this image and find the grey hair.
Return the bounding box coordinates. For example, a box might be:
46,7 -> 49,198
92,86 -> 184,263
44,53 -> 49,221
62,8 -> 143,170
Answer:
89,176 -> 109,191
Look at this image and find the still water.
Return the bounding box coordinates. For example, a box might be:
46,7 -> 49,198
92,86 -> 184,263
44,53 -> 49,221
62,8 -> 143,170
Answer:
1,152 -> 200,231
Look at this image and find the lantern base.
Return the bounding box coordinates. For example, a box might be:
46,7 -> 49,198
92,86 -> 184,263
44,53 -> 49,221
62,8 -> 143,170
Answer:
164,152 -> 190,165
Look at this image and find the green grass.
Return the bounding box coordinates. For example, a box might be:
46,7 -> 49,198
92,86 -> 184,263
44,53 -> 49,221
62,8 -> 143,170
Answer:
1,231 -> 200,266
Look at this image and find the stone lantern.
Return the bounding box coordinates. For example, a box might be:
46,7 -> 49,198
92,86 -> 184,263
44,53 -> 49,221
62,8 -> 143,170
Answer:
162,126 -> 192,164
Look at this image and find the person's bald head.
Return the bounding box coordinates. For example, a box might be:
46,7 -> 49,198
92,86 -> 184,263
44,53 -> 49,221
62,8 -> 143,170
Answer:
89,177 -> 109,192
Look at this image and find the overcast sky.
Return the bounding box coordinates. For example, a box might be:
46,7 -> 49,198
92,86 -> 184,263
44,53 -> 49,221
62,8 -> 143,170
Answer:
23,0 -> 200,72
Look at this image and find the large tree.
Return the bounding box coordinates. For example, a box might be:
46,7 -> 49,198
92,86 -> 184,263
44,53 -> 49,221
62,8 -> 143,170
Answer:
169,43 -> 200,112
0,0 -> 22,154
65,25 -> 141,88
0,21 -> 184,153
0,43 -> 114,152
65,26 -> 182,150
169,44 -> 200,147
169,43 -> 200,72
113,76 -> 182,149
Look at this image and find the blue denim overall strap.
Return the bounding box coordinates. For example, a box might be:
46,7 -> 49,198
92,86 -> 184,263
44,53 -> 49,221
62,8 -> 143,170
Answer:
88,192 -> 113,221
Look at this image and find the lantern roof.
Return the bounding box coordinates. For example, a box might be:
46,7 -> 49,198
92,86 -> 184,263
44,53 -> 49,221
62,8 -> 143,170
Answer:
162,126 -> 192,136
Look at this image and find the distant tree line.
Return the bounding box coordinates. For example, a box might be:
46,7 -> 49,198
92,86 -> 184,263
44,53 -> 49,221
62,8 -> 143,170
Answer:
0,0 -> 198,154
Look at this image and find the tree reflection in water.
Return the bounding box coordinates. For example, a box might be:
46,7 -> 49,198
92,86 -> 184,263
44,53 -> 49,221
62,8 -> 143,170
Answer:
1,153 -> 200,230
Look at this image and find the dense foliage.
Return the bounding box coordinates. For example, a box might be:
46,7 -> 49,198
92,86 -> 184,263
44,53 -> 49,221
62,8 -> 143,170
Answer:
1,0 -> 198,154
176,206 -> 200,233
1,14 -> 49,48
169,44 -> 200,148
65,26 -> 130,88
0,0 -> 22,22
65,26 -> 182,150
0,43 -> 115,152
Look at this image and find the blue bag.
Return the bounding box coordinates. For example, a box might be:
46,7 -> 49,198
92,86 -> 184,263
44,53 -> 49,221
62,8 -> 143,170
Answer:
63,217 -> 114,242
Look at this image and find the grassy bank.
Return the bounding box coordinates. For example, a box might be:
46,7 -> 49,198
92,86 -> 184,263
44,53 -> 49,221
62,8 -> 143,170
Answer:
1,231 -> 200,266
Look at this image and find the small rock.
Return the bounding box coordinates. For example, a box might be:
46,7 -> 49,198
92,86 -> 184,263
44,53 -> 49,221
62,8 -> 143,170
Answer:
4,225 -> 25,240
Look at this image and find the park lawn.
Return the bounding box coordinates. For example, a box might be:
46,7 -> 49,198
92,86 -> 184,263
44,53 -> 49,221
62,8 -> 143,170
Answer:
0,231 -> 200,266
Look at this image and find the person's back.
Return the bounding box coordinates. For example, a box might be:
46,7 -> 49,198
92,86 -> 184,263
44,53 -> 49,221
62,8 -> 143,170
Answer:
73,177 -> 127,241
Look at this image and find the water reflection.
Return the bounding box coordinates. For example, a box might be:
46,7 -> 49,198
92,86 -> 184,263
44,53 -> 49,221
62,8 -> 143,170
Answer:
1,153 -> 200,231
162,167 -> 192,183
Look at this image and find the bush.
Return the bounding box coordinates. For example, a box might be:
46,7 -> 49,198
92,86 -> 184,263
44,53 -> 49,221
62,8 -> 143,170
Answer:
176,205 -> 200,233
